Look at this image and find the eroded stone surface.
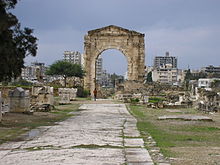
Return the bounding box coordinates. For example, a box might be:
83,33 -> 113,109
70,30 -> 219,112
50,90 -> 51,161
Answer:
0,103 -> 153,164
124,138 -> 144,147
125,148 -> 153,162
158,115 -> 213,121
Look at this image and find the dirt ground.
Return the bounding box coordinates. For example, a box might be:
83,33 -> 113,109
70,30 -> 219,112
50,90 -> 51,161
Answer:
170,146 -> 220,165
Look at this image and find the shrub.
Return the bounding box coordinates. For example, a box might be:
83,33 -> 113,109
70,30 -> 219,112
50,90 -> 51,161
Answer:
11,79 -> 33,87
149,97 -> 165,103
77,86 -> 90,97
130,98 -> 140,104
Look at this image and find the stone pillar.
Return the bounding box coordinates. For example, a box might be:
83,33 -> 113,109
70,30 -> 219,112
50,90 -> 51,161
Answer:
138,36 -> 146,81
9,87 -> 30,113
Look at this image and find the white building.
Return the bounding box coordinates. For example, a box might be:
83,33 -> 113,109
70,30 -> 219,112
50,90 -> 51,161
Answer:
21,62 -> 46,82
198,78 -> 220,88
152,64 -> 182,85
96,57 -> 103,84
81,53 -> 85,67
201,65 -> 220,74
63,51 -> 82,65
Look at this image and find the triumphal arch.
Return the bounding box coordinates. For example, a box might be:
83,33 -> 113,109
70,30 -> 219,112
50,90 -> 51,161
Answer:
83,25 -> 145,92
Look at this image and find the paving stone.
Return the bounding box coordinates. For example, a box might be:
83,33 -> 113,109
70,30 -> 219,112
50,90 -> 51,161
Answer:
0,103 -> 153,164
125,148 -> 153,161
124,128 -> 140,137
124,138 -> 144,147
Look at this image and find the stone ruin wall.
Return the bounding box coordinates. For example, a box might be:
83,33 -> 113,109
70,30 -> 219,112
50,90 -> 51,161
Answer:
83,25 -> 145,94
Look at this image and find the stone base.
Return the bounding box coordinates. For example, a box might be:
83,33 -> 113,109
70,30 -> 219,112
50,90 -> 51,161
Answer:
158,115 -> 213,121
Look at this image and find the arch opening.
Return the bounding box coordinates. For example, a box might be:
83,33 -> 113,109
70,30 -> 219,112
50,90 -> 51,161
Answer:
95,49 -> 128,88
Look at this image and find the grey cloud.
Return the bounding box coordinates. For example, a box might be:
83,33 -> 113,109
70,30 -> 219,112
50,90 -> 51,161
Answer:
13,0 -> 220,74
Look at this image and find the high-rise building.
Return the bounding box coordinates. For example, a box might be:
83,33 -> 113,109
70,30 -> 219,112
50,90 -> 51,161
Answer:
154,52 -> 177,69
63,51 -> 82,65
96,57 -> 103,84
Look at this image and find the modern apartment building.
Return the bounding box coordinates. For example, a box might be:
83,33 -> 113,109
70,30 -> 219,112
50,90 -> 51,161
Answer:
21,62 -> 47,82
201,65 -> 220,74
63,51 -> 82,65
154,52 -> 177,69
96,57 -> 103,84
152,64 -> 179,84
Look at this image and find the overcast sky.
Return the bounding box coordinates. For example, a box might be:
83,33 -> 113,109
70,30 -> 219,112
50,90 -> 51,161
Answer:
14,0 -> 220,75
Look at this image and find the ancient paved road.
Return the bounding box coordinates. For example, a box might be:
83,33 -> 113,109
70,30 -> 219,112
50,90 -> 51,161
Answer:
0,103 -> 153,165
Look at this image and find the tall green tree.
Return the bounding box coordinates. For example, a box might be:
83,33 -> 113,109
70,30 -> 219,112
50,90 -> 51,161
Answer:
0,0 -> 38,82
184,69 -> 193,90
146,71 -> 153,82
46,60 -> 84,87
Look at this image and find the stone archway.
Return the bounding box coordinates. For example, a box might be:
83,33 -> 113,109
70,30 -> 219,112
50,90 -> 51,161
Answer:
83,25 -> 145,93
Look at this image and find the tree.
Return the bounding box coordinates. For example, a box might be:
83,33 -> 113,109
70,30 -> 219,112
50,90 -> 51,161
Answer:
46,60 -> 84,87
0,0 -> 38,82
184,69 -> 193,90
146,71 -> 153,82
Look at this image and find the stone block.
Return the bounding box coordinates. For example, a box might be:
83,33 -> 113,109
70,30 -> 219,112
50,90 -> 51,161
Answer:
58,88 -> 71,104
158,115 -> 213,121
69,88 -> 77,101
37,94 -> 54,105
124,138 -> 144,147
9,87 -> 29,97
32,86 -> 54,105
9,87 -> 30,113
32,86 -> 54,96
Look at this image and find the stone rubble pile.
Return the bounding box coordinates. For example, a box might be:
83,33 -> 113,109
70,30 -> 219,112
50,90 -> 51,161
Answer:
196,90 -> 220,112
114,81 -> 215,110
30,86 -> 54,112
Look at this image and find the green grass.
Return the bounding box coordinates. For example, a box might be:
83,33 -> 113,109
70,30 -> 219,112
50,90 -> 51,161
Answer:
0,103 -> 80,144
148,97 -> 166,103
171,126 -> 220,132
128,105 -> 220,158
0,128 -> 27,143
